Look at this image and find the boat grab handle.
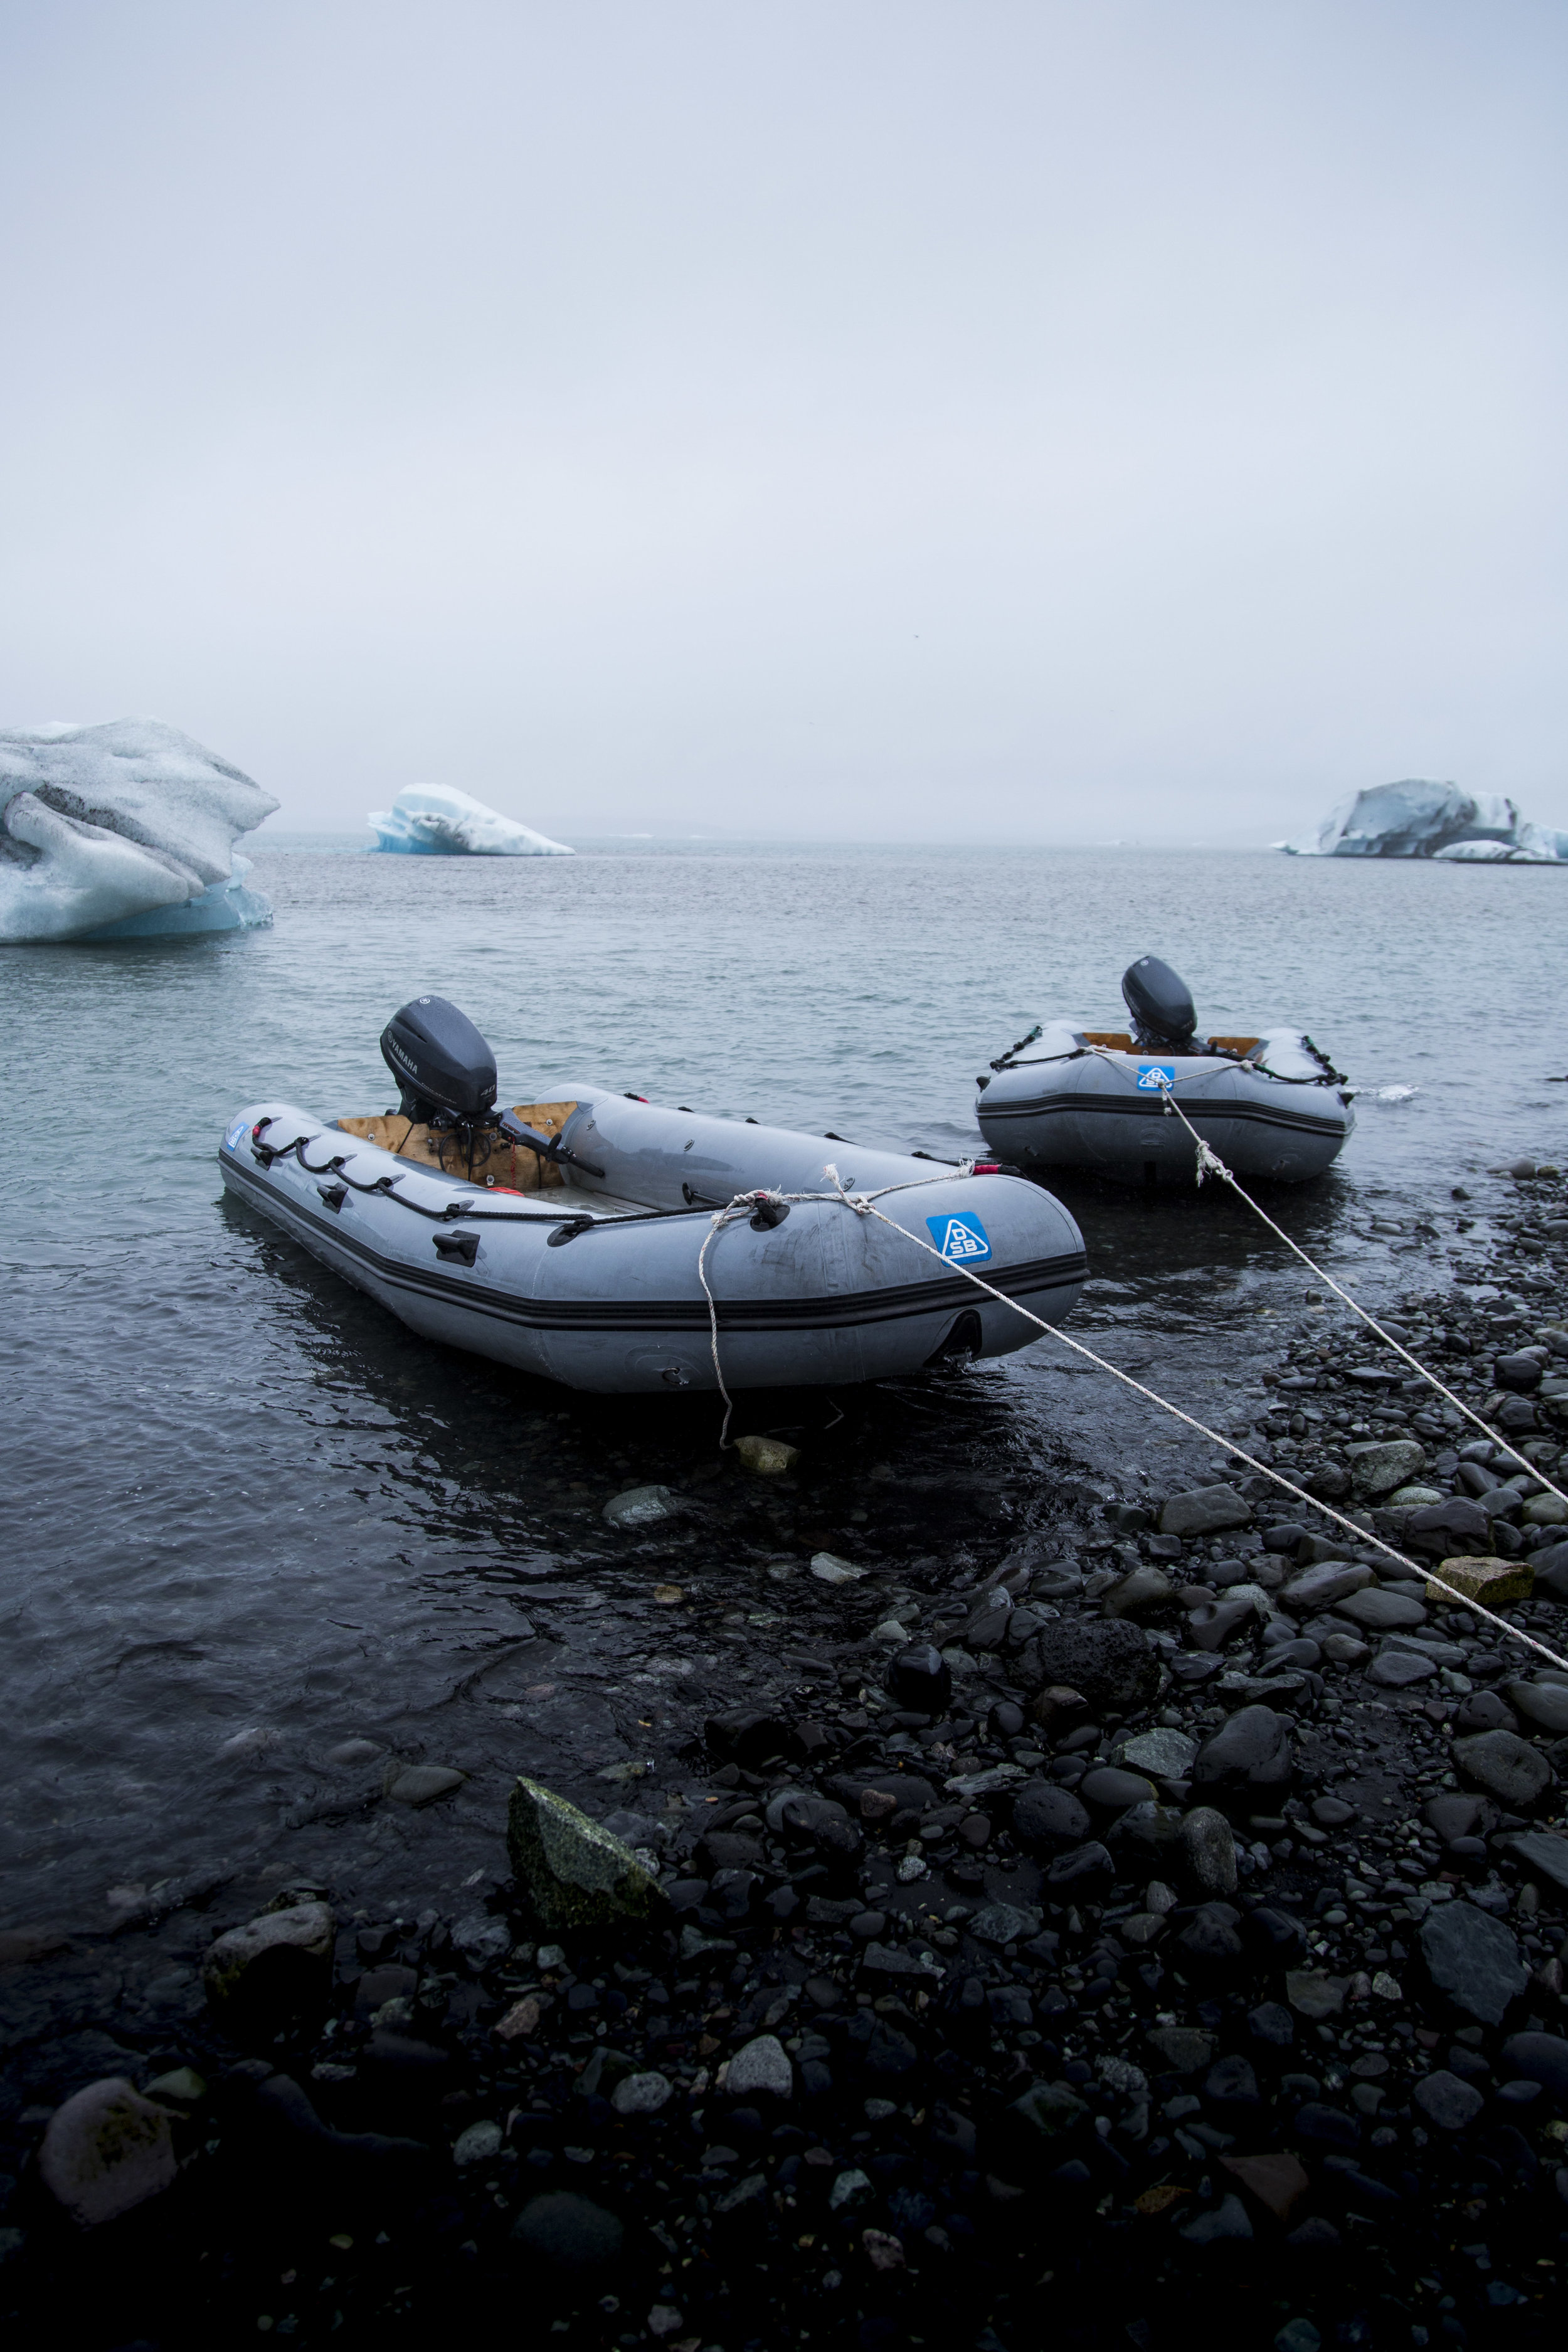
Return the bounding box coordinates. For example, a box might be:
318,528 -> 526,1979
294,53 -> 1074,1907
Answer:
433,1231 -> 480,1265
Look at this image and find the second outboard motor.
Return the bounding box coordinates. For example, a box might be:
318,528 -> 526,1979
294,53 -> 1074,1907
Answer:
380,994 -> 499,1123
1121,956 -> 1198,1052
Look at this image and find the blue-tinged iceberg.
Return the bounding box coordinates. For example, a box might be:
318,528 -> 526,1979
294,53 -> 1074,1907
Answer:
1284,780 -> 1568,863
0,719 -> 278,943
368,783 -> 574,857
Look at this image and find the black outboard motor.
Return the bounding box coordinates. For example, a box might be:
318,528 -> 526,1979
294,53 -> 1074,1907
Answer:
381,994 -> 499,1123
1121,956 -> 1198,1053
379,995 -> 603,1176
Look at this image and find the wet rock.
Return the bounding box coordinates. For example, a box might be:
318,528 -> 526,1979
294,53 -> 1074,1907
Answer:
733,1434 -> 798,1476
1118,1727 -> 1197,1778
1101,1567 -> 1174,1619
1012,1781 -> 1093,1851
453,2119 -> 504,2167
1498,2031 -> 1568,2102
1204,2054 -> 1261,2111
1145,2025 -> 1215,2074
39,2077 -> 177,2228
706,1707 -> 795,1768
809,1552 -> 866,1584
1419,1900 -> 1529,2026
1532,1540 -> 1568,1599
603,1484 -> 675,1527
143,2067 -> 206,2105
1404,1499 -> 1493,1555
1370,1649 -> 1438,1688
1029,1684 -> 1093,1735
612,2070 -> 674,2116
1413,2071 -> 1484,2131
1029,1619 -> 1160,1714
1278,1562 -> 1374,1613
1187,1594 -> 1266,1651
1175,1902 -> 1245,1972
1498,1830 -> 1568,1896
203,1901 -> 334,2024
887,1645 -> 951,1714
1221,2151 -> 1308,2223
512,2191 -> 625,2278
968,1901 -> 1042,1947
1045,1841 -> 1115,1894
1191,1707 -> 1293,1799
1179,2192 -> 1253,2243
1291,2103 -> 1359,2151
326,1737 -> 383,1767
453,1912 -> 511,1968
1503,1680 -> 1568,1734
1160,1487 -> 1254,1539
1348,1439 -> 1426,1500
1451,1729 -> 1554,1809
507,1776 -> 659,1930
1454,1690 -> 1517,1735
1495,1352 -> 1544,1392
1079,1766 -> 1156,1812
1111,1801 -> 1186,1856
726,2036 -> 793,2100
1002,2080 -> 1089,2167
1285,1972 -> 1345,2021
1333,1588 -> 1426,1631
1424,1793 -> 1490,1843
384,1764 -> 465,1806
1248,2002 -> 1295,2050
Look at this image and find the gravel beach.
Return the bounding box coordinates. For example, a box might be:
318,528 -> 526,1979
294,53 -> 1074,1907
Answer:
4,1161 -> 1568,2351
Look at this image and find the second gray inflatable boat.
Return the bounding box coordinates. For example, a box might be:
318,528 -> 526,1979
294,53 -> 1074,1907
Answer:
977,955 -> 1355,1185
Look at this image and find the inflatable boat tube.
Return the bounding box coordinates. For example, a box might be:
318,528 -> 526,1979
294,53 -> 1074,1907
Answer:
977,1022 -> 1355,1185
218,1088 -> 1089,1393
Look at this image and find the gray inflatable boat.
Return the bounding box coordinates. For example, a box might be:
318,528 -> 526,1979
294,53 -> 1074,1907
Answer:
977,956 -> 1355,1185
220,996 -> 1088,1394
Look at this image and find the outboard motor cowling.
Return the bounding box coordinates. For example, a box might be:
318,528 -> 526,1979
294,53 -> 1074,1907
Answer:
1121,956 -> 1197,1052
380,994 -> 499,1123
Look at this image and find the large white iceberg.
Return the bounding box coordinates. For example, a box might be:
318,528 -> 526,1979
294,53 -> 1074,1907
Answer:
368,783 -> 574,857
1283,780 -> 1568,863
0,719 -> 278,942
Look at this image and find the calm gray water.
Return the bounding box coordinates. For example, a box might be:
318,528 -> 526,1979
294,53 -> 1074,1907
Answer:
4,842 -> 1565,1931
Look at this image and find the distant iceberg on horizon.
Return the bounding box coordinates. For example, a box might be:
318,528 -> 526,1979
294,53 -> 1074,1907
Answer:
1283,780 -> 1568,864
368,783 -> 574,858
0,718 -> 278,942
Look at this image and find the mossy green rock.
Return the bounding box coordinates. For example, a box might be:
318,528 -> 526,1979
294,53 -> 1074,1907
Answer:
507,1776 -> 659,1930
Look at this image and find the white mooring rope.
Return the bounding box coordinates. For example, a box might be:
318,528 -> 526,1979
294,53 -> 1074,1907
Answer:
696,1145 -> 1568,1675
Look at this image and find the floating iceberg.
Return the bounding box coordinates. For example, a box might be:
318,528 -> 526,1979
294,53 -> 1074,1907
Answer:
0,719 -> 279,943
368,784 -> 574,858
1283,780 -> 1568,863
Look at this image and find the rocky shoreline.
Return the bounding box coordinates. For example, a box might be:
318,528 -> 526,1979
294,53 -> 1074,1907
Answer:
4,1164 -> 1568,2350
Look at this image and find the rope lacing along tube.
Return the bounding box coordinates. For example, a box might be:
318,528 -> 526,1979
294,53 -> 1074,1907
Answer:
694,1152 -> 1568,1675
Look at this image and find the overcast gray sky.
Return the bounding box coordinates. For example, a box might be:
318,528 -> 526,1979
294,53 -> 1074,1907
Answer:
1,1 -> 1562,840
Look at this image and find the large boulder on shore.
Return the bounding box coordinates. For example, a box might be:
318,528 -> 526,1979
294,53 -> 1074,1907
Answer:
507,1776 -> 660,1930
